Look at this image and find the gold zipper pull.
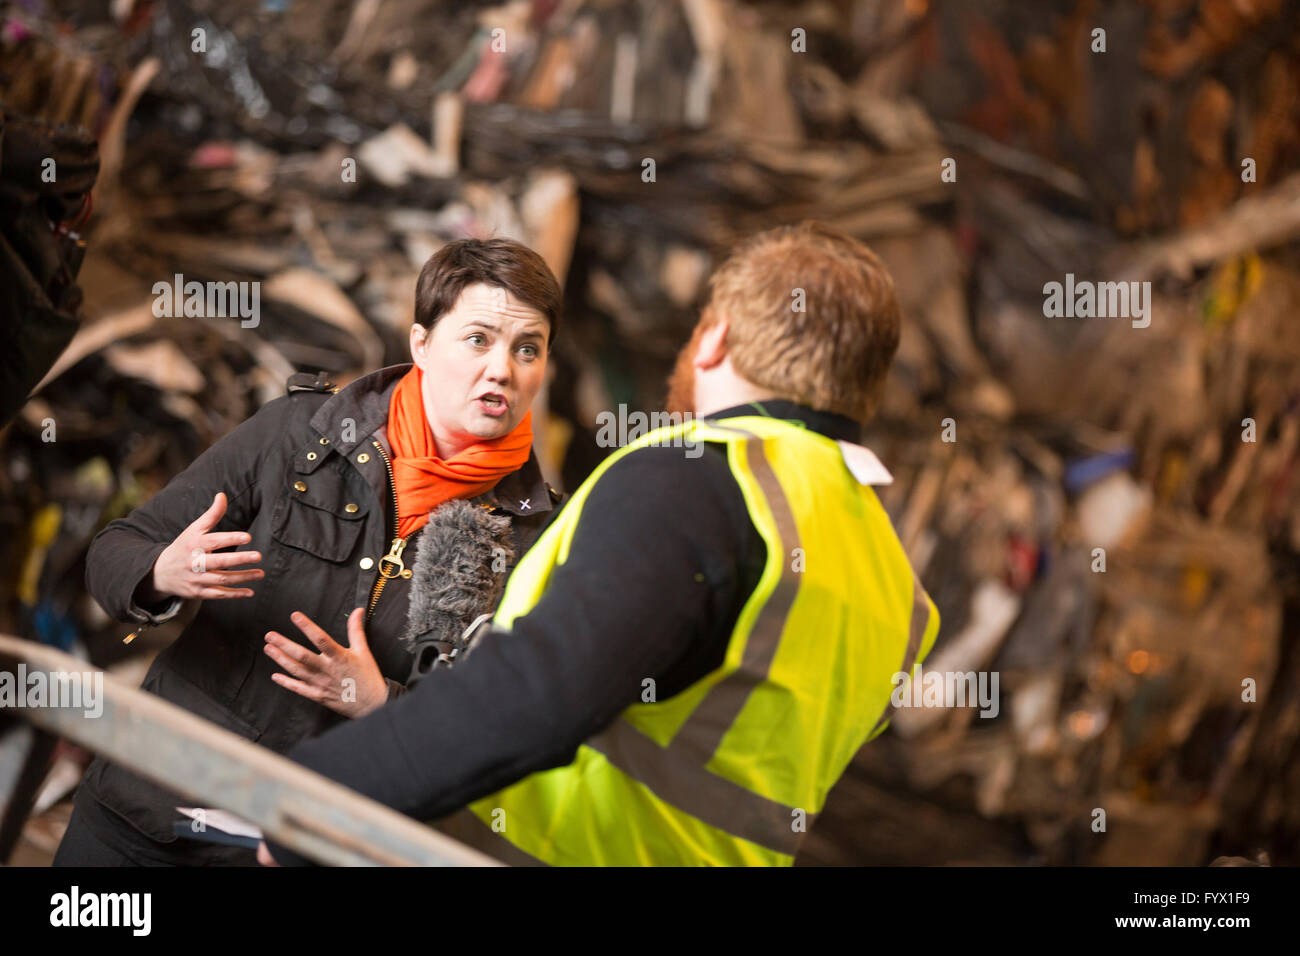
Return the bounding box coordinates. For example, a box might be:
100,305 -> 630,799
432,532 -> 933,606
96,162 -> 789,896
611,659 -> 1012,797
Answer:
378,537 -> 407,579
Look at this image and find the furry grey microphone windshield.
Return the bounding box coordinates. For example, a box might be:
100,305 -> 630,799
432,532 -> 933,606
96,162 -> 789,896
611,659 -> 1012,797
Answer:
402,498 -> 516,667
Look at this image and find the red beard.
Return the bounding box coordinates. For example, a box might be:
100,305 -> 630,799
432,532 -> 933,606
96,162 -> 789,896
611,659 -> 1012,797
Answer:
664,321 -> 707,415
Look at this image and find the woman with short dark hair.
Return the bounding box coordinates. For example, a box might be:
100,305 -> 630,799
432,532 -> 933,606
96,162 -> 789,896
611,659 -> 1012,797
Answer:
55,237 -> 563,865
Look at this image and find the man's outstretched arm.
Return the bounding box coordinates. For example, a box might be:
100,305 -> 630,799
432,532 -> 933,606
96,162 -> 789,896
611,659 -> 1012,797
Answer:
265,445 -> 751,865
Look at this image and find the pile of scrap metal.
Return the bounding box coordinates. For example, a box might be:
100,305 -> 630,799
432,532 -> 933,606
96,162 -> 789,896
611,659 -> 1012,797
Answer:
1,0 -> 1298,864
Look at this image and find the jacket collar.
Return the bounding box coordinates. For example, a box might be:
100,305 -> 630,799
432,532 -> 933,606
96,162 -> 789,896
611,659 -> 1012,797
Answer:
476,448 -> 554,517
300,363 -> 555,518
307,363 -> 407,461
705,399 -> 892,485
705,399 -> 861,443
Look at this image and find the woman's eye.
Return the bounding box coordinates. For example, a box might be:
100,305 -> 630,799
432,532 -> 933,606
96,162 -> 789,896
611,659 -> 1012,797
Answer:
467,334 -> 487,347
518,344 -> 539,359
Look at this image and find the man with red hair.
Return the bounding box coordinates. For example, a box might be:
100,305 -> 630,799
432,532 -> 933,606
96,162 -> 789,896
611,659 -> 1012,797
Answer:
264,221 -> 940,867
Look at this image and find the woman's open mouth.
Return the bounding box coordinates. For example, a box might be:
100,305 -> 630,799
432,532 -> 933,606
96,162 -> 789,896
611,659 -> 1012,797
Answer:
476,393 -> 509,418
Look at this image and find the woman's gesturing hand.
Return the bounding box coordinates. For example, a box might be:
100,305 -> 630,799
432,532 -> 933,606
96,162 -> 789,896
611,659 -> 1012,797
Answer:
146,492 -> 263,602
264,608 -> 388,718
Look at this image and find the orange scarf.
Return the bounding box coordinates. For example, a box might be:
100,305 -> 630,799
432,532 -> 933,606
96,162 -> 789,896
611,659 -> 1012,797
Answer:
386,366 -> 533,538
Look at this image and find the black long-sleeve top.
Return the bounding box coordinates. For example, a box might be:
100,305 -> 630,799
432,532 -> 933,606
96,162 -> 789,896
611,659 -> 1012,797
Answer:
267,400 -> 861,865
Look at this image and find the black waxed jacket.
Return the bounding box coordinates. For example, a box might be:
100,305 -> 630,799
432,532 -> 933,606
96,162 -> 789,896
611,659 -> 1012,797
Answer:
79,363 -> 558,850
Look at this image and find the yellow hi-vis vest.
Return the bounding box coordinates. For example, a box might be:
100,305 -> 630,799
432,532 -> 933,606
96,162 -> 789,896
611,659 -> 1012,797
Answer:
466,415 -> 940,865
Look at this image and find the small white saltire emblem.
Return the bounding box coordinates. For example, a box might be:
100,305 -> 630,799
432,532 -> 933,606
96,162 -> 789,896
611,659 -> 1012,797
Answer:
519,498 -> 531,511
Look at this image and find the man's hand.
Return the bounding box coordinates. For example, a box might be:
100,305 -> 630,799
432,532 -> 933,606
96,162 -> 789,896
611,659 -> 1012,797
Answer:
265,608 -> 388,718
144,492 -> 263,602
257,841 -> 279,866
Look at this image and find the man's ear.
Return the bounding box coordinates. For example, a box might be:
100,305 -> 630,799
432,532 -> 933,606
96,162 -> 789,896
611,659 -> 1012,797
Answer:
409,324 -> 430,369
693,315 -> 730,370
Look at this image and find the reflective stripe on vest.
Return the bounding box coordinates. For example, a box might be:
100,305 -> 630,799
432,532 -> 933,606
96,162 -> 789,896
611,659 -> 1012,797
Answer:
467,416 -> 940,865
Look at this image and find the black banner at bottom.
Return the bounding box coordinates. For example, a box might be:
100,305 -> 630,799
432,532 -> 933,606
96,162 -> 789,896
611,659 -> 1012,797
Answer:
0,863 -> 1286,941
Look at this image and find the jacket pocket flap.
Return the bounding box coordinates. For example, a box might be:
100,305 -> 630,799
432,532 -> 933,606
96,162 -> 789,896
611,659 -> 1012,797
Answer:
290,475 -> 368,519
272,496 -> 365,562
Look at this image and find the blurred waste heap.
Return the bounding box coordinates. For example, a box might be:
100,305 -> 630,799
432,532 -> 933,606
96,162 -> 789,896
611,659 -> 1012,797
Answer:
1,0 -> 1298,864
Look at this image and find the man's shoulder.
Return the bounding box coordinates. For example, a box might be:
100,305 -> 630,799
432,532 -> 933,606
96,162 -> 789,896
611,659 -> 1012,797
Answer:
570,436 -> 757,561
608,437 -> 731,472
587,440 -> 738,507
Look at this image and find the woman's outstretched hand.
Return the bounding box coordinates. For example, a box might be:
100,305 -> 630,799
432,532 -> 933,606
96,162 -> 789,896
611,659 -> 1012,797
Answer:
264,608 -> 388,718
143,492 -> 263,603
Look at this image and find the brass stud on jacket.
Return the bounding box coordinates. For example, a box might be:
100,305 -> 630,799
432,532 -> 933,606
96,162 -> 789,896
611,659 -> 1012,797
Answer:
294,481 -> 307,492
